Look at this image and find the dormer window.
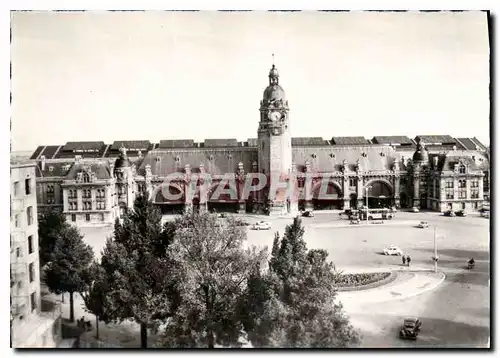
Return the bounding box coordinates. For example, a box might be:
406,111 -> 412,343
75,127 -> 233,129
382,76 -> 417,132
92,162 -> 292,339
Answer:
459,165 -> 466,174
362,153 -> 367,157
156,156 -> 161,163
311,153 -> 317,159
83,173 -> 90,183
380,152 -> 385,157
228,154 -> 233,160
48,166 -> 54,172
174,156 -> 180,162
209,155 -> 214,161
329,153 -> 335,158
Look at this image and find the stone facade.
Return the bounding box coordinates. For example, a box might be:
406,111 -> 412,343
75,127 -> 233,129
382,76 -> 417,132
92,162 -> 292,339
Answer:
29,64 -> 489,225
10,162 -> 62,348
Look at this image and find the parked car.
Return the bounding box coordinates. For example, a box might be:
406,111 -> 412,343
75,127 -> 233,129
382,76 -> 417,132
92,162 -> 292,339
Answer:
482,211 -> 490,218
444,210 -> 456,217
390,206 -> 398,213
252,221 -> 271,230
383,245 -> 403,256
302,210 -> 315,218
455,210 -> 467,217
399,317 -> 422,340
417,221 -> 429,229
410,207 -> 419,213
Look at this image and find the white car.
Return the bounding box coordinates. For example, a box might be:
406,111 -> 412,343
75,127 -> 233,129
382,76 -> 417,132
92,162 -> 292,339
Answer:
253,221 -> 271,230
384,245 -> 403,256
417,221 -> 429,229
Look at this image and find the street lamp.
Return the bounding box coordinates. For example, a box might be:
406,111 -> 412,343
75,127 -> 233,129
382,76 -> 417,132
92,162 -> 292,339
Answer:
433,225 -> 439,273
365,185 -> 372,224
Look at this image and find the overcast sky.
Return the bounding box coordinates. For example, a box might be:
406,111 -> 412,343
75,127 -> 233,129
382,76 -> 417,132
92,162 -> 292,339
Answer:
10,10 -> 490,151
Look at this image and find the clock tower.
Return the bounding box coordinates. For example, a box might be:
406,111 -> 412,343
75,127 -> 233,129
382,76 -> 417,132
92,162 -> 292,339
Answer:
257,62 -> 294,215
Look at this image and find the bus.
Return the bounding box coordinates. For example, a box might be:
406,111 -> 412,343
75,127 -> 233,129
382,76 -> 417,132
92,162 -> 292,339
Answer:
359,208 -> 394,221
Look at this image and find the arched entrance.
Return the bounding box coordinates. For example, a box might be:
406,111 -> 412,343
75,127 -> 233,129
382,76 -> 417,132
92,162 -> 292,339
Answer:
350,193 -> 358,209
312,180 -> 343,210
399,192 -> 409,209
364,180 -> 393,208
154,184 -> 185,214
207,182 -> 239,213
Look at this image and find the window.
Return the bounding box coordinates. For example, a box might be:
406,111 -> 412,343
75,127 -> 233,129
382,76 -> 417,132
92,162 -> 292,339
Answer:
85,214 -> 91,222
13,181 -> 19,197
14,214 -> 19,228
27,206 -> 34,226
349,178 -> 357,187
471,180 -> 479,188
446,192 -> 454,200
458,180 -> 466,188
29,263 -> 35,282
47,185 -> 54,193
471,190 -> 479,199
16,247 -> 21,258
461,203 -> 466,210
30,292 -> 37,312
446,181 -> 454,189
25,178 -> 31,195
28,235 -> 33,254
459,165 -> 466,174
83,173 -> 90,183
71,214 -> 76,222
100,213 -> 105,221
458,191 -> 467,199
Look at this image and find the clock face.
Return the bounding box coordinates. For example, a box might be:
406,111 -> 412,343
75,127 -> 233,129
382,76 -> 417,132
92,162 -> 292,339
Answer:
269,111 -> 282,121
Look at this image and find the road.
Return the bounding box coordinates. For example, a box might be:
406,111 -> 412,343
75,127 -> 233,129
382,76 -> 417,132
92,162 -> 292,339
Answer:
243,210 -> 490,348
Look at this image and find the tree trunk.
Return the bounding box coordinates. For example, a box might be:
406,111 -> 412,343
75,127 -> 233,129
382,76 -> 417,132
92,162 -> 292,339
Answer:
208,330 -> 215,349
95,316 -> 99,340
140,323 -> 148,348
69,291 -> 75,322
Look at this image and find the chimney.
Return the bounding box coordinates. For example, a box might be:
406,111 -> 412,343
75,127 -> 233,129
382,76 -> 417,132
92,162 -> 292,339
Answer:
40,155 -> 46,171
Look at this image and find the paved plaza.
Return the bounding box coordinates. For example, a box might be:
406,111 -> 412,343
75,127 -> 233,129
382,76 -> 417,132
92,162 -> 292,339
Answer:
70,209 -> 490,347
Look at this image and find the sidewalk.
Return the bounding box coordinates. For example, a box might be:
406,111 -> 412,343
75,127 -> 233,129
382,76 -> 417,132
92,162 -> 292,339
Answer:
336,270 -> 446,308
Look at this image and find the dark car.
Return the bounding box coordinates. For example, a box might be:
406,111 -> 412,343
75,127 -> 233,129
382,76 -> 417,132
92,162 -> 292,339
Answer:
455,210 -> 467,217
399,317 -> 422,340
302,210 -> 315,218
444,210 -> 456,217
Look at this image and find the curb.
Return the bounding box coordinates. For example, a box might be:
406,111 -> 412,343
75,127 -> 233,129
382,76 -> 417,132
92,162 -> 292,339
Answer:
337,271 -> 446,305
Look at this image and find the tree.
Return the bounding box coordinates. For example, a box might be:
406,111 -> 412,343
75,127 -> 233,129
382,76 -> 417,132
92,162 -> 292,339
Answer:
38,210 -> 67,268
100,192 -> 177,348
80,261 -> 111,340
242,216 -> 360,348
43,225 -> 94,322
158,212 -> 267,348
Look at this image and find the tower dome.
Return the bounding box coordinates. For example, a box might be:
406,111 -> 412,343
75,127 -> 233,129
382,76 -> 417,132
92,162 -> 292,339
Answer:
412,137 -> 429,163
115,145 -> 131,168
262,63 -> 287,104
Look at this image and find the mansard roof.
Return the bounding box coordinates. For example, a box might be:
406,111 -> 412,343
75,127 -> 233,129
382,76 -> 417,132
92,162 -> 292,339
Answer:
35,161 -> 74,178
331,136 -> 370,145
371,136 -> 413,145
291,137 -> 329,146
110,140 -> 151,151
159,140 -> 195,149
415,135 -> 456,145
455,137 -> 487,151
138,148 -> 258,177
292,146 -> 405,173
65,161 -> 112,180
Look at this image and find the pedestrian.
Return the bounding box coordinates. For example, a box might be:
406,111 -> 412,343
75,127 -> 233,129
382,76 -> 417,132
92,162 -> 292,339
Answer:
402,255 -> 406,265
407,255 -> 411,267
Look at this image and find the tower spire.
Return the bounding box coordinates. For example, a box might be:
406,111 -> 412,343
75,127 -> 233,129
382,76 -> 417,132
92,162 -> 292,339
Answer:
272,53 -> 275,66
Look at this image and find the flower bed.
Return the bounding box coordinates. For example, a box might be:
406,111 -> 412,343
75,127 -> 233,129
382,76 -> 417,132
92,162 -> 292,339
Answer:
335,272 -> 394,291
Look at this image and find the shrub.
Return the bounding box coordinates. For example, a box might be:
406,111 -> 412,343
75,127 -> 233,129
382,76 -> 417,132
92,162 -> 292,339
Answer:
335,272 -> 390,288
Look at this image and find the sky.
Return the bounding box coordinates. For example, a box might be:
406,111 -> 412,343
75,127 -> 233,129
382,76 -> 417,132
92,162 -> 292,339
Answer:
10,10 -> 490,152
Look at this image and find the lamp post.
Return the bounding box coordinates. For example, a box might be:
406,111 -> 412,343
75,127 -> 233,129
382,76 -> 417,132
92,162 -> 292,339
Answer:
434,226 -> 438,273
365,185 -> 372,224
